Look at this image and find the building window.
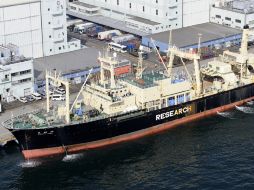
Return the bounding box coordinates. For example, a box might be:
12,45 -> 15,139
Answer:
49,35 -> 51,38
11,72 -> 19,77
59,47 -> 61,50
143,6 -> 145,12
156,9 -> 158,15
50,49 -> 52,52
225,17 -> 231,21
177,94 -> 185,104
156,0 -> 158,3
235,19 -> 241,23
20,70 -> 31,75
176,11 -> 178,14
215,15 -> 221,19
129,3 -> 131,8
168,97 -> 175,106
48,8 -> 50,11
48,22 -> 51,25
117,0 -> 119,5
19,78 -> 31,84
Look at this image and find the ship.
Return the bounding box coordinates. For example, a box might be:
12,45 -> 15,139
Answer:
3,26 -> 254,159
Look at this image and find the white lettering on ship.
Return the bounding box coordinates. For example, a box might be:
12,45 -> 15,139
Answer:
156,106 -> 192,121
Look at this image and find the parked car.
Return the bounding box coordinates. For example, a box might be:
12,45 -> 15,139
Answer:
18,97 -> 28,103
128,48 -> 148,59
52,94 -> 65,101
38,90 -> 46,98
31,92 -> 42,100
43,88 -> 53,96
55,87 -> 66,95
26,95 -> 35,102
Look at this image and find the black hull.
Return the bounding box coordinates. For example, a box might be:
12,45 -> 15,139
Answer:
10,83 -> 254,158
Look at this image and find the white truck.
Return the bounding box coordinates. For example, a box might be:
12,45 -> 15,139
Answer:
98,30 -> 122,40
111,34 -> 135,44
74,22 -> 95,34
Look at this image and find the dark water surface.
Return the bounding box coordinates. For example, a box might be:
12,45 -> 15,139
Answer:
1,105 -> 254,190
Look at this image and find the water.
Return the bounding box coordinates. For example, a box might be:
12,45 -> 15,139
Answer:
1,105 -> 254,190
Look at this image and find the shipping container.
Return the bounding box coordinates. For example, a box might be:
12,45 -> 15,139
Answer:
111,34 -> 135,44
114,65 -> 131,76
74,22 -> 96,34
98,30 -> 122,40
87,26 -> 104,37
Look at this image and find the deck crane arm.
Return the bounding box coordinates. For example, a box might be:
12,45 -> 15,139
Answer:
169,47 -> 202,95
70,68 -> 93,112
150,38 -> 170,76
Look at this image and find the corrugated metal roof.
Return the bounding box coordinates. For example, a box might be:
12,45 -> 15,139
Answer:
144,23 -> 242,48
67,10 -> 149,37
34,47 -> 100,79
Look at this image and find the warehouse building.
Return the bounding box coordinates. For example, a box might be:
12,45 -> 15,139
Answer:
0,0 -> 80,58
67,0 -> 215,34
0,44 -> 34,102
141,23 -> 242,53
210,0 -> 254,30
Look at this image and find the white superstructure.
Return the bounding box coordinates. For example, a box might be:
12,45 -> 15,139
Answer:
68,0 -> 214,34
0,0 -> 80,59
0,44 -> 34,102
210,0 -> 254,29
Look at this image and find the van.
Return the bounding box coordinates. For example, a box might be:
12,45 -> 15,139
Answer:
52,94 -> 65,101
108,42 -> 127,53
31,92 -> 42,100
55,87 -> 65,95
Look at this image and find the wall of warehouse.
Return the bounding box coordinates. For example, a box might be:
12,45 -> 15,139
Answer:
183,0 -> 214,27
141,34 -> 242,53
0,2 -> 43,58
0,0 -> 80,59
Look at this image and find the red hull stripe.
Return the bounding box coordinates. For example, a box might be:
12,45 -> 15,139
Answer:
22,96 -> 254,159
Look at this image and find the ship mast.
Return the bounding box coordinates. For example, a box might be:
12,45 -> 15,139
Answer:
99,50 -> 117,89
136,47 -> 146,79
46,70 -> 70,124
223,25 -> 254,82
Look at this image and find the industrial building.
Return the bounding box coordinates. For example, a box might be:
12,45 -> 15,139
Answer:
67,0 -> 214,35
142,23 -> 242,52
0,44 -> 34,102
210,0 -> 254,30
0,0 -> 80,59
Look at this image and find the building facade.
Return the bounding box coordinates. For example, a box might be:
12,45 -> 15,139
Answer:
210,0 -> 254,30
68,0 -> 214,34
183,0 -> 214,27
0,44 -> 34,102
0,0 -> 80,59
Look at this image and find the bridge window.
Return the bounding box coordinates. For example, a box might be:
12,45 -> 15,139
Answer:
177,94 -> 185,104
168,97 -> 175,106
